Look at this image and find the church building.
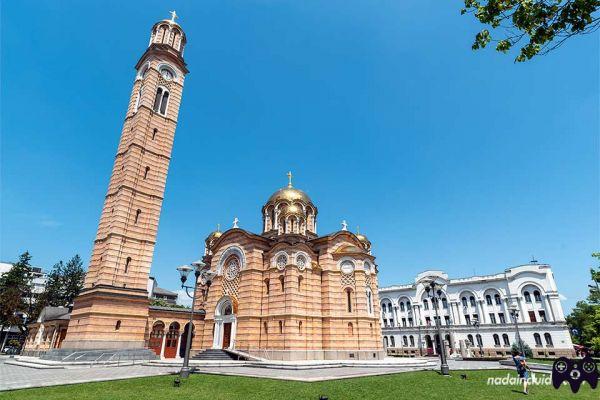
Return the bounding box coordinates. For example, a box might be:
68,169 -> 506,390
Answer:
189,174 -> 384,360
23,14 -> 384,361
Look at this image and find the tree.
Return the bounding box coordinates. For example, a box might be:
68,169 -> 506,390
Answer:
34,255 -> 85,315
61,255 -> 85,306
462,0 -> 600,62
566,253 -> 600,352
0,252 -> 33,330
511,339 -> 533,357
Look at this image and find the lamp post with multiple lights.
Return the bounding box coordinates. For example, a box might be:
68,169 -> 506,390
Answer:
509,304 -> 525,356
176,260 -> 214,378
424,280 -> 450,376
472,320 -> 483,357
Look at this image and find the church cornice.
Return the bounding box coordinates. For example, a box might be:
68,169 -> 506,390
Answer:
135,43 -> 188,74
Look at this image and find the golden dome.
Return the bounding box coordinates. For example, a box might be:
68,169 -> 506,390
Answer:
266,172 -> 313,205
268,187 -> 312,205
206,224 -> 223,242
355,227 -> 371,247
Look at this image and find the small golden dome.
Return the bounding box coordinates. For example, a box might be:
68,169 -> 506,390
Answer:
355,226 -> 371,247
206,224 -> 223,242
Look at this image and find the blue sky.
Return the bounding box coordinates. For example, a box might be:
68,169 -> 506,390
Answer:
1,1 -> 598,311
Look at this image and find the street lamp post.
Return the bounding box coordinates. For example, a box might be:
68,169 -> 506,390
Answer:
509,304 -> 525,356
425,281 -> 450,376
176,260 -> 211,379
472,320 -> 483,357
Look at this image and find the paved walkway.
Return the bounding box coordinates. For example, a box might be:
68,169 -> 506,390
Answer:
0,359 -> 178,391
0,356 -> 512,391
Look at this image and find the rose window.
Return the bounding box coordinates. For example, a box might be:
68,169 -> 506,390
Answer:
276,254 -> 288,270
225,258 -> 240,281
296,255 -> 307,270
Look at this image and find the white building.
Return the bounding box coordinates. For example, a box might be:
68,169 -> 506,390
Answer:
378,262 -> 575,358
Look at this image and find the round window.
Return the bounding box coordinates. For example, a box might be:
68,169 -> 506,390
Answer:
160,68 -> 174,80
296,255 -> 307,270
276,254 -> 288,270
340,260 -> 355,274
225,258 -> 239,281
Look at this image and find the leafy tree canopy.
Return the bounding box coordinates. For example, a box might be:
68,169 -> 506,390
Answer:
0,252 -> 33,329
462,0 -> 600,62
566,253 -> 600,351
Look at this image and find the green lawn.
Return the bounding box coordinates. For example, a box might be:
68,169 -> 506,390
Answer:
1,370 -> 596,400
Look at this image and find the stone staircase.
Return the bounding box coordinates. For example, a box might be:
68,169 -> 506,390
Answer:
191,349 -> 245,361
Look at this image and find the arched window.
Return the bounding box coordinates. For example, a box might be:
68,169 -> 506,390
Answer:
407,301 -> 411,309
346,289 -> 353,312
124,257 -> 131,273
152,128 -> 158,140
134,209 -> 141,224
533,290 -> 542,302
298,276 -> 303,291
502,334 -> 510,346
469,296 -> 476,307
403,336 -> 408,346
263,322 -> 268,333
348,322 -> 354,335
524,291 -> 532,303
299,321 -> 303,335
410,335 -> 415,346
390,335 -> 395,347
534,333 -> 542,346
264,278 -> 270,295
115,320 -> 121,330
494,294 -> 501,305
493,334 -> 500,346
486,295 -> 492,305
462,297 -> 468,307
383,336 -> 389,348
134,85 -> 143,111
544,333 -> 553,347
442,298 -> 448,309
423,299 -> 429,310
144,166 -> 150,179
153,87 -> 170,115
366,289 -> 373,314
278,321 -> 283,334
467,334 -> 474,345
279,275 -> 285,292
400,302 -> 405,312
476,334 -> 483,346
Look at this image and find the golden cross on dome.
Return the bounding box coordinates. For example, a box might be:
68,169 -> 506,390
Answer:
169,10 -> 178,22
287,171 -> 293,188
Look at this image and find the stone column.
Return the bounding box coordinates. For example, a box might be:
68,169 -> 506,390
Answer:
477,300 -> 487,324
543,294 -> 555,322
160,334 -> 167,358
517,297 -> 526,323
176,333 -> 183,359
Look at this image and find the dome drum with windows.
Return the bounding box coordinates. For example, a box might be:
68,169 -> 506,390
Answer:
262,172 -> 318,238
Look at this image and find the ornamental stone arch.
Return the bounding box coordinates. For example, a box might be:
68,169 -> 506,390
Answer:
217,245 -> 246,275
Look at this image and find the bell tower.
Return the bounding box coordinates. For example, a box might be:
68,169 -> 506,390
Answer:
62,13 -> 189,350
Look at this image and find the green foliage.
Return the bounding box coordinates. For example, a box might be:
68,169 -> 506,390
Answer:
511,339 -> 533,357
33,255 -> 85,319
0,252 -> 33,329
461,0 -> 600,62
566,253 -> 600,351
150,298 -> 189,309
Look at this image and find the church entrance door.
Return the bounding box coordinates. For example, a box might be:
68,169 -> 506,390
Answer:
222,323 -> 232,349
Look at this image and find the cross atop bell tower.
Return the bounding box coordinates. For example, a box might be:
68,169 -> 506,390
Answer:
62,14 -> 189,351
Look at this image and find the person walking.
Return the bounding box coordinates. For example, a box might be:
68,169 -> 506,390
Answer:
511,349 -> 531,394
